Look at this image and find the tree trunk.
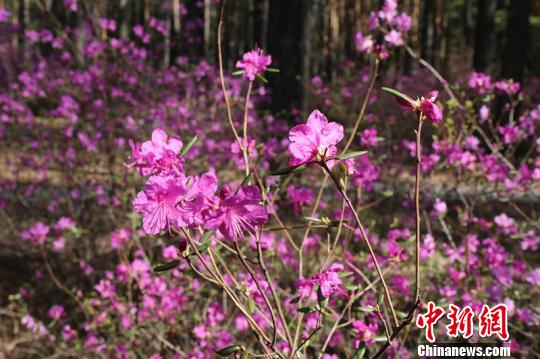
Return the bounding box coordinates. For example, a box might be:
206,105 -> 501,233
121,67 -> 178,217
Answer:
267,0 -> 306,112
501,0 -> 530,83
473,0 -> 496,73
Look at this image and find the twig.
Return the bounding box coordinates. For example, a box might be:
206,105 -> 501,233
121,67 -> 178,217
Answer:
242,81 -> 254,176
414,113 -> 424,302
255,232 -> 294,349
371,299 -> 421,359
234,241 -> 280,346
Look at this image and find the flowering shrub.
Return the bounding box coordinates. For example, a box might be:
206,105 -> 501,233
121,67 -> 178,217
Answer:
0,1 -> 539,358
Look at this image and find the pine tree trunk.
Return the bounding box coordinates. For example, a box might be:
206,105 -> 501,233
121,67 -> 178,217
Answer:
267,0 -> 306,112
501,0 -> 530,83
473,0 -> 496,73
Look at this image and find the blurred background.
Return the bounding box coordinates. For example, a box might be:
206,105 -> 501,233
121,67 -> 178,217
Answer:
0,0 -> 539,357
1,0 -> 539,110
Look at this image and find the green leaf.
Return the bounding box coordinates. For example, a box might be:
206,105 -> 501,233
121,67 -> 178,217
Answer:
153,259 -> 181,273
197,230 -> 215,254
180,135 -> 198,156
216,345 -> 241,356
256,74 -> 268,83
337,151 -> 368,161
353,305 -> 376,313
232,70 -> 244,76
354,344 -> 366,359
381,87 -> 415,106
338,271 -> 354,278
290,295 -> 301,304
374,335 -> 388,342
247,297 -> 256,314
266,67 -> 280,73
200,230 -> 215,242
271,164 -> 308,176
239,173 -> 253,186
197,241 -> 210,254
297,306 -> 317,313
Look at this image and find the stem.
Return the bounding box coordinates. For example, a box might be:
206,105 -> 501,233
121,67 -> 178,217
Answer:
234,241 -> 279,346
217,0 -> 245,155
178,228 -> 272,350
294,59 -> 380,351
414,114 -> 424,302
343,60 -> 379,153
318,274 -> 383,357
242,81 -> 253,176
321,163 -> 399,327
255,232 -> 294,350
39,243 -> 88,318
371,299 -> 421,359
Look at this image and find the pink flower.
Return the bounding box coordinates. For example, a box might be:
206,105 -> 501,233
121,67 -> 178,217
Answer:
360,127 -> 378,148
127,128 -> 184,176
287,185 -> 314,213
355,32 -> 374,53
433,198 -> 447,215
352,320 -> 378,347
133,175 -> 187,234
468,72 -> 492,93
312,263 -> 344,298
236,48 -> 272,81
393,13 -> 412,32
384,30 -> 403,47
110,228 -> 131,249
479,105 -> 489,122
48,305 -> 64,320
394,90 -> 443,123
54,216 -> 75,232
287,110 -> 344,167
21,222 -> 50,245
420,98 -> 443,123
0,8 -> 10,22
205,185 -> 268,241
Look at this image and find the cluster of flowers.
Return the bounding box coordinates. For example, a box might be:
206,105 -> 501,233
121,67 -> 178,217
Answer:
355,0 -> 412,59
468,71 -> 521,96
129,128 -> 268,240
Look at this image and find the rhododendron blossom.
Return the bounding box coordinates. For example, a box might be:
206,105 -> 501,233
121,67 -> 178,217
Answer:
127,128 -> 184,176
288,110 -> 344,167
206,185 -> 268,241
133,175 -> 188,234
235,48 -> 272,81
396,90 -> 443,123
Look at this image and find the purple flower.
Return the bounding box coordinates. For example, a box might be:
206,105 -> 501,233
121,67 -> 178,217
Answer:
392,13 -> 412,32
205,185 -> 268,241
235,48 -> 272,81
48,305 -> 65,320
287,110 -> 344,167
312,263 -> 344,298
420,234 -> 436,260
468,72 -> 492,94
0,8 -> 10,22
355,32 -> 374,53
360,127 -> 378,148
493,213 -> 516,235
384,30 -> 403,47
352,320 -> 378,347
419,92 -> 443,122
127,128 -> 184,176
287,185 -> 314,213
21,222 -> 50,245
521,231 -> 540,251
525,268 -> 540,286
133,175 -> 188,234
